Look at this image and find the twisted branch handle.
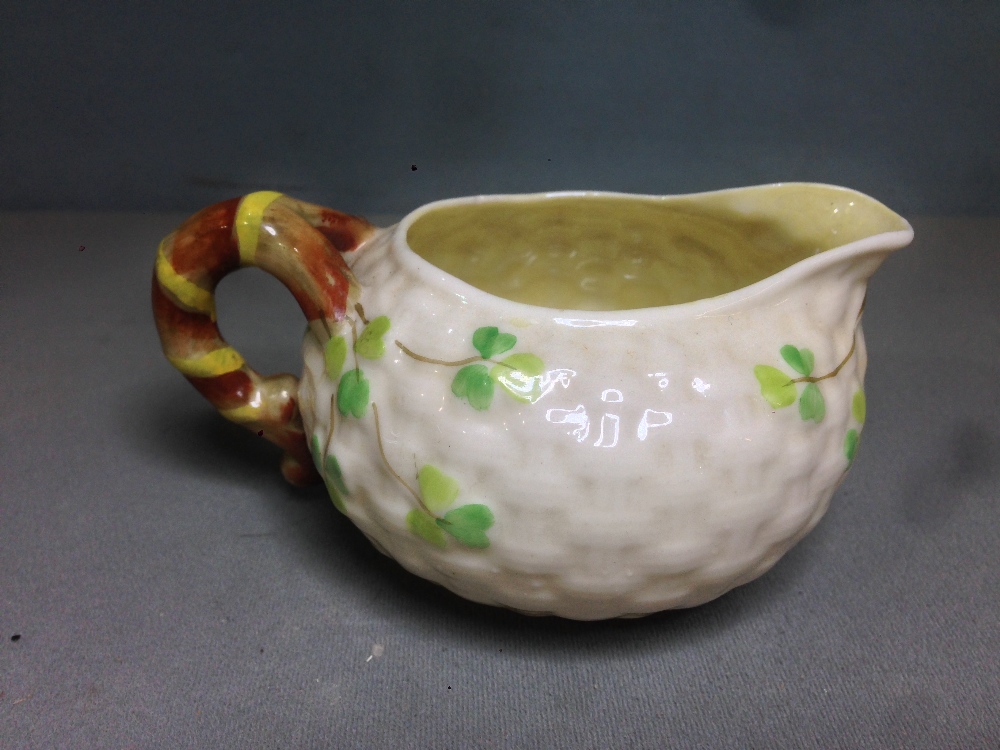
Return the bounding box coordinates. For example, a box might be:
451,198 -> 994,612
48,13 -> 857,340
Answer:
152,192 -> 376,485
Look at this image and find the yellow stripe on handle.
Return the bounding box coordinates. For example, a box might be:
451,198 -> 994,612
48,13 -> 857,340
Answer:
219,402 -> 264,423
167,347 -> 246,378
156,240 -> 216,319
235,191 -> 284,264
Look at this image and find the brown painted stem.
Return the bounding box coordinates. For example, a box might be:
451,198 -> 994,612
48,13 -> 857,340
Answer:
324,397 -> 336,459
349,317 -> 359,372
354,303 -> 370,326
791,330 -> 858,384
395,340 -> 481,367
372,402 -> 429,513
395,340 -> 516,370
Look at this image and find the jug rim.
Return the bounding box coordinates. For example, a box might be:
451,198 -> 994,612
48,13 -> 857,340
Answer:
386,183 -> 914,324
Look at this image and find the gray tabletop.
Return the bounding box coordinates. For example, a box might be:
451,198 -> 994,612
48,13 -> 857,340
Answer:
1,211 -> 998,748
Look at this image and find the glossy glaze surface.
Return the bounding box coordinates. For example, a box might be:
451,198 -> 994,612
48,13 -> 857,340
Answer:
406,187 -> 909,310
294,185 -> 912,618
152,192 -> 374,485
156,184 -> 913,619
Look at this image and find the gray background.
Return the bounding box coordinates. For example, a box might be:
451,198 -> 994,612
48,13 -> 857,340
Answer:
2,0 -> 999,214
3,1 -> 1000,748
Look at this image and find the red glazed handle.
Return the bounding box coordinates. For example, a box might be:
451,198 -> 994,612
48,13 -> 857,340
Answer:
152,192 -> 377,485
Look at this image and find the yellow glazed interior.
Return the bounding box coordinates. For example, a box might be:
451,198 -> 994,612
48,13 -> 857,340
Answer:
405,185 -> 909,311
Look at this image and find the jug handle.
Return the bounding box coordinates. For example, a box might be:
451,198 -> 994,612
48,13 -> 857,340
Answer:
151,191 -> 377,486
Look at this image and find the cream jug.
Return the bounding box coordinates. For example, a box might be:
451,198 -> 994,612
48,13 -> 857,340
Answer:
153,184 -> 912,619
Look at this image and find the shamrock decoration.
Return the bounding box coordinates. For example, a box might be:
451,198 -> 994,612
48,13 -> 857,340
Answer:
310,434 -> 349,514
753,344 -> 826,423
405,464 -> 495,549
419,463 -> 460,512
844,390 -> 866,463
489,353 -> 546,404
436,504 -> 495,548
325,314 -> 390,418
451,327 -> 545,410
355,315 -> 391,360
314,307 -> 499,552
315,311 -> 386,512
472,326 -> 517,359
337,369 -> 370,418
394,325 -> 546,411
315,312 -> 507,554
451,364 -> 494,411
324,335 -> 348,380
754,342 -> 868,466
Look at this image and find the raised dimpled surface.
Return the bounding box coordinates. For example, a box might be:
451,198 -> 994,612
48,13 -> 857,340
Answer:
298,217 -> 873,619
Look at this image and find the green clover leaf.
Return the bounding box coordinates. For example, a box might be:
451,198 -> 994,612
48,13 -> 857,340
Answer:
472,326 -> 517,359
325,454 -> 349,498
451,364 -> 494,410
798,383 -> 826,423
844,428 -> 860,462
753,365 -> 796,408
852,390 -> 866,424
418,464 -> 460,514
780,345 -> 815,377
406,508 -> 447,548
490,353 -> 545,403
324,335 -> 348,380
310,434 -> 323,469
328,487 -> 347,514
337,369 -> 370,418
355,316 -> 391,360
311,434 -> 348,513
437,504 -> 494,549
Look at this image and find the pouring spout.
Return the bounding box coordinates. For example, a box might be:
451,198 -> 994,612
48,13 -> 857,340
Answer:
699,182 -> 913,260
676,183 -> 912,320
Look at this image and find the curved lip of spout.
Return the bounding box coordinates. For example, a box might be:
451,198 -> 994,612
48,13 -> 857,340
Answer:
387,183 -> 915,324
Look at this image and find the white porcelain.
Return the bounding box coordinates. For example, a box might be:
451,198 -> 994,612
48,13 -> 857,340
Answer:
291,184 -> 913,620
